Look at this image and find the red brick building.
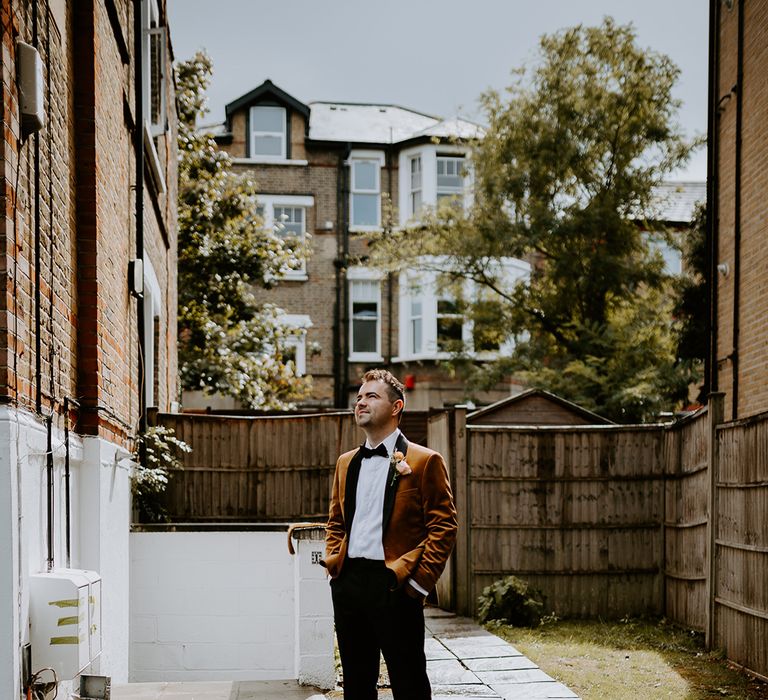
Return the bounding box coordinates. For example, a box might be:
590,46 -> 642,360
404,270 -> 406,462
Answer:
709,0 -> 768,421
191,80 -> 531,412
0,0 -> 177,695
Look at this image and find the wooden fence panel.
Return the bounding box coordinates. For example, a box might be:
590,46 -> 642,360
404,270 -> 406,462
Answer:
154,412 -> 360,522
714,415 -> 768,679
429,411 -> 455,610
465,425 -> 664,618
664,410 -> 709,631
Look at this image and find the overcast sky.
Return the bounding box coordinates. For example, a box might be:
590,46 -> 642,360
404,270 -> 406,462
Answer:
168,0 -> 709,180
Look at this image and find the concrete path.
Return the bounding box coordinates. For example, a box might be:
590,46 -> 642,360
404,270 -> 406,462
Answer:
113,608 -> 579,700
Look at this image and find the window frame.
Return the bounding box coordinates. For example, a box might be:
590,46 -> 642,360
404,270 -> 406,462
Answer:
249,105 -> 288,161
348,267 -> 384,362
398,145 -> 472,226
436,155 -> 466,206
396,258 -> 531,362
142,0 -> 167,138
348,151 -> 384,231
253,194 -> 314,281
409,155 -> 423,218
279,314 -> 312,377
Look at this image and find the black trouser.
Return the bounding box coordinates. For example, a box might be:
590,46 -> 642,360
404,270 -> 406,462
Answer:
331,557 -> 430,700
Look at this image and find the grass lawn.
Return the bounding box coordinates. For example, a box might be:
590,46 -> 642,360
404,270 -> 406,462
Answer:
488,617 -> 768,700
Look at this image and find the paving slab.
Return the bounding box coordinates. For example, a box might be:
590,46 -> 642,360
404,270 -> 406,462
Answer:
491,681 -> 579,699
430,684 -> 500,697
463,655 -> 539,672
425,637 -> 456,660
427,659 -> 483,685
477,668 -> 556,685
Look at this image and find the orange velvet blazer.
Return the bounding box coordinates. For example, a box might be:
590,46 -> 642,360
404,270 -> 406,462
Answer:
324,434 -> 458,594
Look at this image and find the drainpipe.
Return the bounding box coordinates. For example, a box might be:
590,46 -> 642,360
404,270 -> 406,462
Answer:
134,0 -> 147,440
333,148 -> 344,407
730,0 -> 744,419
333,144 -> 351,407
33,0 -> 42,415
386,147 -> 394,363
706,0 -> 720,396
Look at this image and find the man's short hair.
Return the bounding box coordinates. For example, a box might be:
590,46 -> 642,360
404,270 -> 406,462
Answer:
361,369 -> 406,414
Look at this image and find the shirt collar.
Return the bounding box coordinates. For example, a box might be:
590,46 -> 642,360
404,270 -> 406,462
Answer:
365,428 -> 401,456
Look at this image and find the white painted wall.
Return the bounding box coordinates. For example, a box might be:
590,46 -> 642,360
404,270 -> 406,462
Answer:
0,406 -> 133,700
130,530 -> 299,682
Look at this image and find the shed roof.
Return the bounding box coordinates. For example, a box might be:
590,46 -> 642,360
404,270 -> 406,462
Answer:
467,389 -> 613,425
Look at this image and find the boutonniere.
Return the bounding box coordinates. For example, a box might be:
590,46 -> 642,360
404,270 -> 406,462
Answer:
389,450 -> 412,487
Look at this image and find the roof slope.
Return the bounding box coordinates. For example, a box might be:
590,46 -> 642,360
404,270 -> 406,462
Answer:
308,102 -> 480,144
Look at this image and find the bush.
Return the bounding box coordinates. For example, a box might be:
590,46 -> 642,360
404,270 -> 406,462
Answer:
477,575 -> 546,626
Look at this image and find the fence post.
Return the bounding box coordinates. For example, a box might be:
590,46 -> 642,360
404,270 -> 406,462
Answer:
453,406 -> 470,617
706,392 -> 725,649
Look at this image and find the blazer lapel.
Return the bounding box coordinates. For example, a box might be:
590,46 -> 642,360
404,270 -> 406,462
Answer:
344,448 -> 365,534
382,433 -> 410,532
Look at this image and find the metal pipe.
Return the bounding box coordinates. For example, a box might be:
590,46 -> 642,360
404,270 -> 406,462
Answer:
731,0 -> 744,419
134,0 -> 147,444
33,0 -> 42,414
706,0 -> 720,396
63,397 -> 81,568
46,413 -> 54,571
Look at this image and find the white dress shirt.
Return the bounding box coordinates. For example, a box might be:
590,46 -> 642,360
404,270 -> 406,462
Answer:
347,428 -> 428,597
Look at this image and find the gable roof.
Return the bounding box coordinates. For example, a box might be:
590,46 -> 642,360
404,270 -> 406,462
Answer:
225,79 -> 310,121
466,388 -> 613,425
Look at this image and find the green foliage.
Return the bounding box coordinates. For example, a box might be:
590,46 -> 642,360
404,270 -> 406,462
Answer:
673,203 -> 707,403
131,425 -> 191,522
371,18 -> 701,422
176,52 -> 311,408
477,575 -> 545,627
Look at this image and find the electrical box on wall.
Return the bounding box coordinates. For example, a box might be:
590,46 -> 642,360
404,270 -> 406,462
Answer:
16,40 -> 45,134
29,569 -> 103,681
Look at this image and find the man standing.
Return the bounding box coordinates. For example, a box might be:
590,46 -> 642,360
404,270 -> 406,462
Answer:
324,369 -> 458,699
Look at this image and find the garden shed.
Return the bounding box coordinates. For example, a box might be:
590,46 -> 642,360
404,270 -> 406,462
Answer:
466,389 -> 612,426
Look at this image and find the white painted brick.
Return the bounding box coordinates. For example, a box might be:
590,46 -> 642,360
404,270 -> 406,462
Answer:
131,642 -> 183,671
131,586 -> 192,616
298,653 -> 336,690
233,614 -> 293,644
236,586 -> 292,615
156,615 -> 236,644
238,532 -> 286,561
185,587 -> 240,616
297,618 -> 334,656
237,642 -> 295,672
130,615 -> 157,643
297,579 -> 333,618
182,643 -> 240,671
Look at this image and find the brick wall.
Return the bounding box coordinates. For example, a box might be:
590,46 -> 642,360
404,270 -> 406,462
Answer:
0,0 -> 178,441
715,0 -> 768,420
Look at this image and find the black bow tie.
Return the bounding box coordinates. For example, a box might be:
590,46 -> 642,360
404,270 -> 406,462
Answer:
359,443 -> 388,459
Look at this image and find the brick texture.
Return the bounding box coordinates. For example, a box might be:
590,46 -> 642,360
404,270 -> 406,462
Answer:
715,0 -> 768,420
1,0 -> 177,441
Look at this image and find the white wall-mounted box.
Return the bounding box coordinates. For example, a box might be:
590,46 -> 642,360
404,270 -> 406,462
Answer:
30,569 -> 102,681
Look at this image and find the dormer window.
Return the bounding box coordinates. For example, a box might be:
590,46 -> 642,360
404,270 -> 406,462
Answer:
250,105 -> 286,159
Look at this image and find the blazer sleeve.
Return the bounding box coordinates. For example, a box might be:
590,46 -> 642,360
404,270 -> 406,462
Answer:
324,457 -> 346,576
411,451 -> 458,592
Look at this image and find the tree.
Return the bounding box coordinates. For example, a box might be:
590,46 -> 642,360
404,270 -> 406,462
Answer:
371,18 -> 699,422
176,52 -> 310,408
673,203 -> 708,404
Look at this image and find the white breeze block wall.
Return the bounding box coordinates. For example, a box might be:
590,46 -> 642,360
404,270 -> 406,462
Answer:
130,530 -> 296,681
